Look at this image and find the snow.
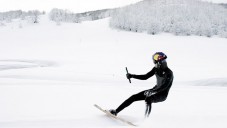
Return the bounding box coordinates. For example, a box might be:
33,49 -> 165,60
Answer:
0,14 -> 227,128
110,0 -> 227,38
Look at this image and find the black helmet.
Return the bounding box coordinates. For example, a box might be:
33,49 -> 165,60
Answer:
152,52 -> 167,64
153,52 -> 167,68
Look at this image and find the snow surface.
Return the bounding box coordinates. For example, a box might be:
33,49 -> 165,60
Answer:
0,15 -> 227,128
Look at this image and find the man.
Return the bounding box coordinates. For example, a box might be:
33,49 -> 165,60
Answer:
109,52 -> 174,117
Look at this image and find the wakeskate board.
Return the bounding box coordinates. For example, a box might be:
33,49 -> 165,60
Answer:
94,104 -> 136,126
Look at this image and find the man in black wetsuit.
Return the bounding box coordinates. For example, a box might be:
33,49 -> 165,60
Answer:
110,52 -> 174,117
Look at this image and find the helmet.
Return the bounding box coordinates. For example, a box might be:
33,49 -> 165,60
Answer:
152,52 -> 167,64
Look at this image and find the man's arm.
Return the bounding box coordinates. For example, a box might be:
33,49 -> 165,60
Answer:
130,67 -> 156,80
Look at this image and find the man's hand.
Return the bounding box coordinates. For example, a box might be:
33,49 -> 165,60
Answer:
144,90 -> 154,117
145,96 -> 152,117
144,90 -> 155,97
126,73 -> 133,79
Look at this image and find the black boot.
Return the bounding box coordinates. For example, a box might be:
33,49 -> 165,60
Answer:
109,109 -> 117,116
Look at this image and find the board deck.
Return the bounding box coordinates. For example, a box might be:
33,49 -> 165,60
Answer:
94,104 -> 136,126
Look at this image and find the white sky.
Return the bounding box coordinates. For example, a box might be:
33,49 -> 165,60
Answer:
202,0 -> 227,3
0,0 -> 142,12
0,0 -> 226,12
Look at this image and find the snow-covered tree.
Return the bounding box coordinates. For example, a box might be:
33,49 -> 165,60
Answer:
0,10 -> 43,24
27,10 -> 41,23
49,8 -> 112,24
110,0 -> 227,38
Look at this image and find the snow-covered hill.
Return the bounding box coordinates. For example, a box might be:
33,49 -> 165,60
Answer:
110,0 -> 227,38
0,14 -> 227,128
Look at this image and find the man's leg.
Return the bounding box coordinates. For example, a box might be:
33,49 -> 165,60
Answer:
144,92 -> 167,117
115,90 -> 147,114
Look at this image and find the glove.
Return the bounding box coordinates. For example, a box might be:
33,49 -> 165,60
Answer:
145,97 -> 152,117
144,90 -> 154,117
144,90 -> 153,105
144,89 -> 155,106
126,73 -> 133,79
144,90 -> 155,97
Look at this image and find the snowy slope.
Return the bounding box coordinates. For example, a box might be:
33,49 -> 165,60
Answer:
0,15 -> 227,128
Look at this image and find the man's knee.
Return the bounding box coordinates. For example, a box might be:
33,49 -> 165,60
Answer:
153,95 -> 167,103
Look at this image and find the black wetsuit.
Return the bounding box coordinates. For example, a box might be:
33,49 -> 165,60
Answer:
115,65 -> 174,114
